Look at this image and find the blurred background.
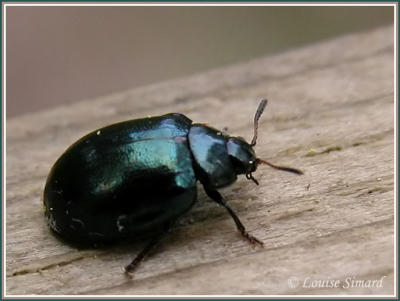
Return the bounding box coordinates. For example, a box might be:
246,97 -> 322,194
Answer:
6,6 -> 394,118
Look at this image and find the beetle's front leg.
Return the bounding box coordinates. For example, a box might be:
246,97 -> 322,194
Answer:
204,188 -> 264,247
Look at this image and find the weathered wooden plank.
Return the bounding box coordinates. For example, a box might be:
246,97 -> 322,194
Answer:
6,25 -> 394,295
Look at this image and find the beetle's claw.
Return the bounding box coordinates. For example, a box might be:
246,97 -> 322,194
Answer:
124,266 -> 135,278
249,235 -> 264,248
124,260 -> 140,274
240,230 -> 264,248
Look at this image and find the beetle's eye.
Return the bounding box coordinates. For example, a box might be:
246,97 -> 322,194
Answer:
249,160 -> 256,171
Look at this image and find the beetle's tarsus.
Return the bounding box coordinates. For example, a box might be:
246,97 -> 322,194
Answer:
204,187 -> 264,247
124,251 -> 146,275
124,223 -> 173,275
124,267 -> 135,278
124,258 -> 142,274
240,229 -> 264,247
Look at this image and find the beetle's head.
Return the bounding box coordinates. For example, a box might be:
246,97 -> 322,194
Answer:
227,136 -> 257,175
228,99 -> 303,185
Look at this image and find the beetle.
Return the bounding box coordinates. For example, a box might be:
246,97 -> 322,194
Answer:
44,99 -> 302,274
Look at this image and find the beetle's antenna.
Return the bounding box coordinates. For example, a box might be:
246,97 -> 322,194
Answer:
256,158 -> 303,175
250,99 -> 268,147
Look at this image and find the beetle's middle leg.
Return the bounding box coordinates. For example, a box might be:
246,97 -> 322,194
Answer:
204,188 -> 264,247
124,222 -> 173,276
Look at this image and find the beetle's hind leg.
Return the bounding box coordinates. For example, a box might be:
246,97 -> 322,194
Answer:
204,188 -> 264,248
124,235 -> 160,275
124,223 -> 172,276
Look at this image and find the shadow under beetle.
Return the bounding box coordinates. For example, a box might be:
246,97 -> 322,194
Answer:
44,99 -> 303,274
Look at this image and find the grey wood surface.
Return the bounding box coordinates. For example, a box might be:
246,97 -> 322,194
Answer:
5,25 -> 395,295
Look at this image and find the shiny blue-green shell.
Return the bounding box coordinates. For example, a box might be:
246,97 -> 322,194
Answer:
44,113 -> 197,243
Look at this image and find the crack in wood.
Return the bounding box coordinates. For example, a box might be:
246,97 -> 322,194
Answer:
9,252 -> 95,277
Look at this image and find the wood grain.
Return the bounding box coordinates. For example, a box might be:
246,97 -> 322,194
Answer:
5,25 -> 395,296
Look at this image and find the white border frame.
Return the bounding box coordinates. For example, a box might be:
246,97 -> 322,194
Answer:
2,2 -> 398,299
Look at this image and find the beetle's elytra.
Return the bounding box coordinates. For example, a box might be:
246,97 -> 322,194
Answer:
44,99 -> 302,274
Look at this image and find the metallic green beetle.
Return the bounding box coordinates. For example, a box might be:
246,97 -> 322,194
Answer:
44,99 -> 302,273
